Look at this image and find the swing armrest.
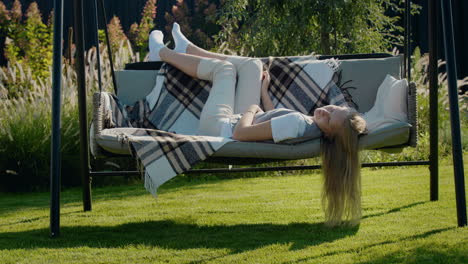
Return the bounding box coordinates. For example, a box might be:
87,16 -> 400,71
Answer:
407,81 -> 417,147
91,92 -> 108,157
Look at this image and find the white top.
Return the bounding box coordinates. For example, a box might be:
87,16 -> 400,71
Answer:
221,108 -> 322,143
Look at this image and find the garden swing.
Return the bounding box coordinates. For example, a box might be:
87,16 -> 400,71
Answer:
49,0 -> 466,237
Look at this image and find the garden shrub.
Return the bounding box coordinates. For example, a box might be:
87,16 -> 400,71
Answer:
105,16 -> 130,57
0,12 -> 138,191
164,0 -> 221,50
0,0 -> 52,88
127,0 -> 157,61
0,62 -> 80,191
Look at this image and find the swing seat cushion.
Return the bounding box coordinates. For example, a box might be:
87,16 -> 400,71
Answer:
95,121 -> 410,159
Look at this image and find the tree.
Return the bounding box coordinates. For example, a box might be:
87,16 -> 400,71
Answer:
214,0 -> 410,57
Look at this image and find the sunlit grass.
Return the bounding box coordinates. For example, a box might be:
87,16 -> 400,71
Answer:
0,156 -> 467,263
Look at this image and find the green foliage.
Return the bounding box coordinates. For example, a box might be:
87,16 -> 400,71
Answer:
214,0 -> 412,56
0,0 -> 52,87
106,16 -> 129,55
0,0 -> 144,191
0,27 -> 138,191
164,0 -> 221,50
126,0 -> 157,61
0,62 -> 80,191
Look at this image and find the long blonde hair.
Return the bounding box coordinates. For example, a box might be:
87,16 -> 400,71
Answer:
320,112 -> 367,227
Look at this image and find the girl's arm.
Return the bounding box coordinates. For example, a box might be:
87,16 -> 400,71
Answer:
261,71 -> 275,111
232,104 -> 273,141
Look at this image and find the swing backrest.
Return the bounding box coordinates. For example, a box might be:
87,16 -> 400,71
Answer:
116,55 -> 403,113
115,54 -> 416,150
337,55 -> 403,112
103,54 -> 417,153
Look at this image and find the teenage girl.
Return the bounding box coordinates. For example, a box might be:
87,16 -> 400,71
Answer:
149,23 -> 367,226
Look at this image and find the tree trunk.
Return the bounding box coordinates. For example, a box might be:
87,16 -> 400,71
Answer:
321,31 -> 331,54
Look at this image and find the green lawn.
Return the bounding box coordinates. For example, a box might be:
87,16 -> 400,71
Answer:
0,158 -> 467,263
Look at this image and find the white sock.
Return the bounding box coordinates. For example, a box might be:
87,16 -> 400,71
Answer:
148,30 -> 165,61
172,22 -> 192,53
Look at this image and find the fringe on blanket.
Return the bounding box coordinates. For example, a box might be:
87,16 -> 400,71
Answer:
115,132 -> 151,194
144,171 -> 158,198
116,131 -> 160,198
325,58 -> 341,73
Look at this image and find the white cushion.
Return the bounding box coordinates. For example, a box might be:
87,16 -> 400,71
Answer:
363,74 -> 408,132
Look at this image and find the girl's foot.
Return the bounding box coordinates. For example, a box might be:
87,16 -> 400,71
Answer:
172,22 -> 192,53
148,30 -> 165,61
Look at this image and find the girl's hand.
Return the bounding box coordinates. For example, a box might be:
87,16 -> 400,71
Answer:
260,71 -> 274,111
248,104 -> 262,114
261,71 -> 270,92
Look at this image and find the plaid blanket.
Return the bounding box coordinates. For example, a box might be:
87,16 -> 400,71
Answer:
104,93 -> 231,197
103,56 -> 350,196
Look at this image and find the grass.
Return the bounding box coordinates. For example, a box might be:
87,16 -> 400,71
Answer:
0,157 -> 467,264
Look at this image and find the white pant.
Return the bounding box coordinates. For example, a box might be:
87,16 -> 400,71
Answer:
196,56 -> 263,136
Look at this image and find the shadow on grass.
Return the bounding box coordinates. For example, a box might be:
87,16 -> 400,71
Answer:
0,210 -> 81,227
355,243 -> 467,264
0,185 -> 149,215
0,175 -> 295,215
284,227 -> 458,264
0,220 -> 358,253
362,201 -> 429,219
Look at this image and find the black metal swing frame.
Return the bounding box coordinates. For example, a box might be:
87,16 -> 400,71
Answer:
49,0 -> 466,237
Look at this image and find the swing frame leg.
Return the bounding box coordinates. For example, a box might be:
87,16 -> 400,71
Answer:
50,0 -> 64,238
428,0 -> 439,202
74,0 -> 92,211
441,0 -> 467,227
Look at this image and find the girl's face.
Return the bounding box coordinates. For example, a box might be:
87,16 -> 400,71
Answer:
313,106 -> 351,137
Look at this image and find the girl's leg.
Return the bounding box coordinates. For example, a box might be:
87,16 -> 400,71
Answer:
151,32 -> 237,136
186,44 -> 229,60
187,46 -> 263,113
171,24 -> 263,113
172,22 -> 229,60
229,57 -> 263,114
196,58 -> 237,136
151,29 -> 223,78
193,48 -> 263,114
159,47 -> 201,78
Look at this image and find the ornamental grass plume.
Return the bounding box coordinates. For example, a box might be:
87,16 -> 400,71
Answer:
0,1 -> 10,24
107,16 -> 129,53
9,0 -> 21,23
125,0 -> 156,61
25,2 -> 41,24
1,1 -> 52,82
135,0 -> 157,59
0,39 -> 138,191
139,0 -> 157,33
24,2 -> 51,81
128,22 -> 139,47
